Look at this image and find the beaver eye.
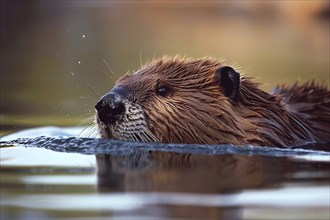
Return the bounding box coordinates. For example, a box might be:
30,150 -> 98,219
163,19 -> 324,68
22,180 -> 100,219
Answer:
156,86 -> 171,97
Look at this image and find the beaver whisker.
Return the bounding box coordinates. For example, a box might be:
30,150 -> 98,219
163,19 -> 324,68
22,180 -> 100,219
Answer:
113,126 -> 159,143
89,127 -> 100,138
79,119 -> 96,138
133,134 -> 142,142
82,125 -> 98,138
141,128 -> 159,142
127,133 -> 137,142
103,59 -> 120,80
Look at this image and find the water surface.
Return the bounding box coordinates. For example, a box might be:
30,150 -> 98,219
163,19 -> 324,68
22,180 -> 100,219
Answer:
1,127 -> 329,219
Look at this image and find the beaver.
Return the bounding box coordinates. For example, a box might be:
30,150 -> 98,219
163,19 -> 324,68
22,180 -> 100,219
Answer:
95,57 -> 330,148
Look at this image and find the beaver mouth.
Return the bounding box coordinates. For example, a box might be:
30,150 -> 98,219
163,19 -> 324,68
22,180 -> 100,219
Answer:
96,103 -> 159,143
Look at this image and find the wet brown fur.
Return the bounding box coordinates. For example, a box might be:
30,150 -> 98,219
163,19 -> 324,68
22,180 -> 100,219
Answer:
105,57 -> 330,148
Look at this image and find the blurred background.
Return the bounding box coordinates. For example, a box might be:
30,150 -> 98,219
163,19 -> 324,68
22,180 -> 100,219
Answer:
1,1 -> 329,130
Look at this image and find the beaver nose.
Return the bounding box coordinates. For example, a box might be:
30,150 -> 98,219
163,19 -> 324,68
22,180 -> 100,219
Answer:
95,86 -> 130,124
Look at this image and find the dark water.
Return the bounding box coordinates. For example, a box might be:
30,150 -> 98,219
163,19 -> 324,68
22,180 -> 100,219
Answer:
1,128 -> 329,220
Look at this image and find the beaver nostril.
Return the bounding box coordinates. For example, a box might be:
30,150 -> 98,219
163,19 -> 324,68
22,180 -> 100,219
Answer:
95,100 -> 106,112
96,99 -> 126,124
95,86 -> 130,124
110,103 -> 125,117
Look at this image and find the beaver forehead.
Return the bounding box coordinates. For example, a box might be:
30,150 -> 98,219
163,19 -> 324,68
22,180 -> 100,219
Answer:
116,70 -> 159,91
138,58 -> 221,77
116,58 -> 222,90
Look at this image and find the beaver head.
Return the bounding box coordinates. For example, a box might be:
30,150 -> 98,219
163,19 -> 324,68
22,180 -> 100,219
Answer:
95,57 -> 317,147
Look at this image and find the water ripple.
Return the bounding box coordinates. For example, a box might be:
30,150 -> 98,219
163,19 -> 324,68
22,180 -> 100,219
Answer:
1,136 -> 329,157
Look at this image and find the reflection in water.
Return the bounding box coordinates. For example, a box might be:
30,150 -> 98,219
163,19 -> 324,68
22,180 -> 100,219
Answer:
1,136 -> 329,219
96,151 -> 330,219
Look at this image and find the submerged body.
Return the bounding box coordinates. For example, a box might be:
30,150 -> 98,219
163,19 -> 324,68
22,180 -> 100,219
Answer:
95,57 -> 330,148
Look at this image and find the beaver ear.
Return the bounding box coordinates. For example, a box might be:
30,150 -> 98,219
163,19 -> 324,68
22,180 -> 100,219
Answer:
216,66 -> 240,101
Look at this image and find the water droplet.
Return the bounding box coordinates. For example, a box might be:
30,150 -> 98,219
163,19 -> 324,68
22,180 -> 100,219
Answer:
78,61 -> 81,64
